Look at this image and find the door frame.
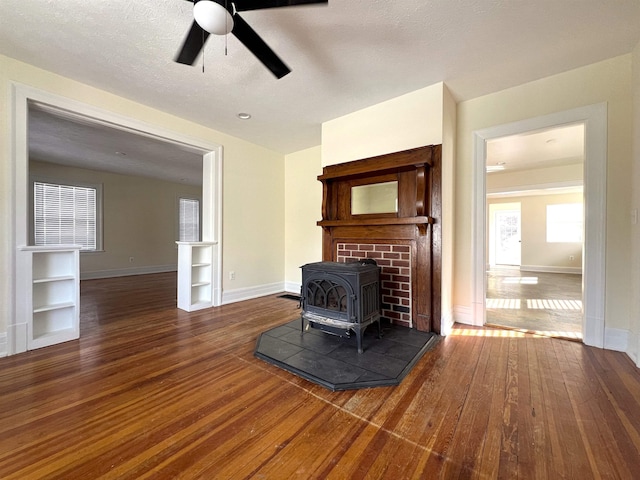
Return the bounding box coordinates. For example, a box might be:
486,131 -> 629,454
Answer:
471,104 -> 607,347
9,83 -> 224,355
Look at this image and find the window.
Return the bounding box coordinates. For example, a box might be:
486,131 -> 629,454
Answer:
546,203 -> 583,243
34,180 -> 101,251
179,197 -> 200,242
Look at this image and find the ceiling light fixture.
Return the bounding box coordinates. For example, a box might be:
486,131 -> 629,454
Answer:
194,0 -> 234,35
115,151 -> 127,156
237,112 -> 251,120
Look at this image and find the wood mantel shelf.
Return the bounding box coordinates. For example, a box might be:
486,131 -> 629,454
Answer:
317,216 -> 434,228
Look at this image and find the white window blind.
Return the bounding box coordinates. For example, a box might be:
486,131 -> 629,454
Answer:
179,198 -> 200,242
34,181 -> 97,250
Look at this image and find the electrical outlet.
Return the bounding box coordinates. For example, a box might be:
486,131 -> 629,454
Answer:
229,271 -> 235,280
129,257 -> 134,263
569,255 -> 574,261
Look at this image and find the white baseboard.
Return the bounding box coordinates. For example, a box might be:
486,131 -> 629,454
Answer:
81,265 -> 177,280
603,327 -> 628,353
284,281 -> 301,294
222,282 -> 285,305
520,265 -> 582,275
0,333 -> 6,358
627,331 -> 640,368
453,305 -> 474,325
7,322 -> 27,355
634,332 -> 640,368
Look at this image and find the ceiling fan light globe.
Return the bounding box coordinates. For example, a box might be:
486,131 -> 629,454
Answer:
194,0 -> 234,35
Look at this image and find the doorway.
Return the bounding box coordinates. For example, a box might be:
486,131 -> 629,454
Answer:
9,84 -> 223,355
471,104 -> 607,348
484,124 -> 585,339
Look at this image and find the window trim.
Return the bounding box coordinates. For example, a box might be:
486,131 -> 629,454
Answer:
30,175 -> 104,252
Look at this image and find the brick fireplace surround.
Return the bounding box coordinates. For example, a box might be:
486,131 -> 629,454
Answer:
337,243 -> 412,327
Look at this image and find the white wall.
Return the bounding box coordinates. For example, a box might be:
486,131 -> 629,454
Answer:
30,160 -> 201,278
455,54 -> 633,331
283,146 -> 323,292
0,55 -> 285,339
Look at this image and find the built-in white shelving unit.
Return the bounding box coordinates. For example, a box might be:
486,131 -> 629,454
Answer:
177,242 -> 216,311
18,245 -> 81,350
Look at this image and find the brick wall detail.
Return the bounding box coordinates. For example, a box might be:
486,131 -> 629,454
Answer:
337,243 -> 412,327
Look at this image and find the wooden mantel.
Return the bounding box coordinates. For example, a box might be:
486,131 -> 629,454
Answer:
317,145 -> 442,333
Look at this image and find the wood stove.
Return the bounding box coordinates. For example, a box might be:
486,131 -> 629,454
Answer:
300,260 -> 381,353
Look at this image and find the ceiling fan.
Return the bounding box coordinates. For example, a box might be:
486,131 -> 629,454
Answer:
175,0 -> 328,79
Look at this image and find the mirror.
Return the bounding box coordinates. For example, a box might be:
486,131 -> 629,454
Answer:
351,181 -> 398,215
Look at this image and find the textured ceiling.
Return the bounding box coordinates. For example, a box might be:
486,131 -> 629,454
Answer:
1,0 -> 639,155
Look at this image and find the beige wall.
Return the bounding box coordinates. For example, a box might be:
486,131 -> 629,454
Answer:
455,54 -> 633,331
29,161 -> 201,277
631,41 -> 640,363
283,146 -> 323,288
0,55 -> 285,335
222,140 -> 285,289
441,86 -> 457,333
321,83 -> 444,166
488,193 -> 583,270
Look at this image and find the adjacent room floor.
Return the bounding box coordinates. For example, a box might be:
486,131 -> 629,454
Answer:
485,267 -> 582,339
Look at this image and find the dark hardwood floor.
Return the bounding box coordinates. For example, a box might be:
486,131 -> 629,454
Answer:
1,272 -> 639,479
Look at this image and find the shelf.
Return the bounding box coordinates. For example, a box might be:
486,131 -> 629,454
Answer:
33,302 -> 76,313
33,275 -> 76,284
32,327 -> 77,341
31,307 -> 77,346
31,327 -> 78,350
17,246 -> 80,352
189,301 -> 213,311
177,242 -> 215,312
317,216 -> 433,227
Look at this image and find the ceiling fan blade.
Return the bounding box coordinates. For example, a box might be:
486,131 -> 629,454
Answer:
175,20 -> 210,65
234,0 -> 327,12
231,14 -> 291,79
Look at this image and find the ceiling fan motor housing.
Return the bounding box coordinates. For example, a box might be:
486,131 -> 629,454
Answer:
194,0 -> 234,35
